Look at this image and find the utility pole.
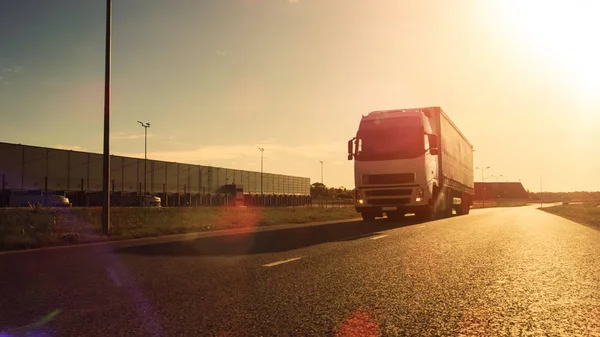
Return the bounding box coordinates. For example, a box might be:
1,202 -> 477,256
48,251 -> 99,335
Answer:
540,175 -> 543,208
476,166 -> 490,208
258,147 -> 264,195
138,121 -> 150,203
101,0 -> 112,235
319,161 -> 324,184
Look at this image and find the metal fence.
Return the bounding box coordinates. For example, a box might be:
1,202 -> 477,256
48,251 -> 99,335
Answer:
309,199 -> 355,208
0,142 -> 311,205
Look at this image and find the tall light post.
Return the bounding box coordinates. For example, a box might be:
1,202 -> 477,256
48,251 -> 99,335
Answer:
319,161 -> 324,184
101,0 -> 112,235
540,175 -> 543,208
475,166 -> 490,182
257,147 -> 264,195
137,121 -> 150,202
491,174 -> 503,182
476,166 -> 490,208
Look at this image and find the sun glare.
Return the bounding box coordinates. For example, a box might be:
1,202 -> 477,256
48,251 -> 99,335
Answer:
495,1 -> 600,114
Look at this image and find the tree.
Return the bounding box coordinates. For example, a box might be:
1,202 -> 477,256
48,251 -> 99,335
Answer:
310,182 -> 328,199
311,183 -> 354,200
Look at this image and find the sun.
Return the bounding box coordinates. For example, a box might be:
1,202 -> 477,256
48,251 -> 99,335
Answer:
493,1 -> 600,111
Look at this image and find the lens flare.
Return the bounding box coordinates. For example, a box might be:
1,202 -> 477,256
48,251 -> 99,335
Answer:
336,310 -> 380,337
214,206 -> 263,245
0,309 -> 61,336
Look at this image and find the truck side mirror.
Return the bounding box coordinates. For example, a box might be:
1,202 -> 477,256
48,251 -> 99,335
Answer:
428,134 -> 439,155
428,134 -> 438,147
347,153 -> 353,161
347,139 -> 355,160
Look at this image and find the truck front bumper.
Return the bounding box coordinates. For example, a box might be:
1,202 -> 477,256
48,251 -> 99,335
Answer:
355,205 -> 430,214
354,185 -> 431,214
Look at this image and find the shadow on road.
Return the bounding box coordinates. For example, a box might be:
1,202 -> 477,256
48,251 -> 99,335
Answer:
116,216 -> 425,257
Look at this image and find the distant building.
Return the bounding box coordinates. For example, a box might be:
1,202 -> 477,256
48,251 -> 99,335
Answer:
474,182 -> 529,201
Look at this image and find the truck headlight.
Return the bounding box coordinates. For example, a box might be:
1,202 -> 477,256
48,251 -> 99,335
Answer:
416,188 -> 424,202
358,199 -> 364,204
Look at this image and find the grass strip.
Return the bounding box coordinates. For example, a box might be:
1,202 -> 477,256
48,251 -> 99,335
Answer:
0,206 -> 358,251
541,203 -> 600,229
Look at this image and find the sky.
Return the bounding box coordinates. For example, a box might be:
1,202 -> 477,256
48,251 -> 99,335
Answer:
0,0 -> 599,192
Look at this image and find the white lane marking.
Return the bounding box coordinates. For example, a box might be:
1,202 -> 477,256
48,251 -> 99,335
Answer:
263,257 -> 302,267
417,225 -> 426,228
371,235 -> 388,240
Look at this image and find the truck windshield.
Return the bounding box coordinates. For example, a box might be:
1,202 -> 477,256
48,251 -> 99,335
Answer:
356,126 -> 424,161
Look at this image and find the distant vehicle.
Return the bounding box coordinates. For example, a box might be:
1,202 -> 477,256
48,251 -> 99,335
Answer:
348,106 -> 474,221
9,193 -> 72,207
111,193 -> 162,207
218,184 -> 245,206
141,195 -> 162,207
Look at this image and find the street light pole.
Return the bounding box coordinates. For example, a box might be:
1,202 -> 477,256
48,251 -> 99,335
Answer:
476,166 -> 490,182
258,147 -> 264,195
540,175 -> 543,208
101,0 -> 112,235
319,161 -> 323,184
476,166 -> 491,208
137,121 -> 150,202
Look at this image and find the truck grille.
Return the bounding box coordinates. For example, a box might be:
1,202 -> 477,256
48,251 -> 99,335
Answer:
368,198 -> 411,205
365,189 -> 412,197
365,173 -> 414,185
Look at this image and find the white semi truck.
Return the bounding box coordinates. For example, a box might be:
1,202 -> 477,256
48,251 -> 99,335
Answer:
347,106 -> 474,221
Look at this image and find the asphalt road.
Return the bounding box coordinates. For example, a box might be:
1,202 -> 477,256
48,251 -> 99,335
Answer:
2,206 -> 600,336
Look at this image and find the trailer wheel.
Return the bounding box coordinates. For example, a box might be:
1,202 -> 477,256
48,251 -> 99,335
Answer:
361,213 -> 376,221
460,194 -> 471,215
462,202 -> 471,215
455,193 -> 471,215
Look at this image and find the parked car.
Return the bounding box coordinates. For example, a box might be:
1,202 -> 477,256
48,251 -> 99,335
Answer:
9,193 -> 72,207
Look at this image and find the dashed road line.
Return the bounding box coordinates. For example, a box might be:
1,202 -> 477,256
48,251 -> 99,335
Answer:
371,235 -> 388,240
263,257 -> 302,267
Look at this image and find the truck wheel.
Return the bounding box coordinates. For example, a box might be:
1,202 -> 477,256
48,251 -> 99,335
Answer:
361,213 -> 376,221
440,188 -> 453,218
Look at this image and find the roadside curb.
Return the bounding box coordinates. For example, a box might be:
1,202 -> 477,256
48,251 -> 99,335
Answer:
0,217 -> 363,255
